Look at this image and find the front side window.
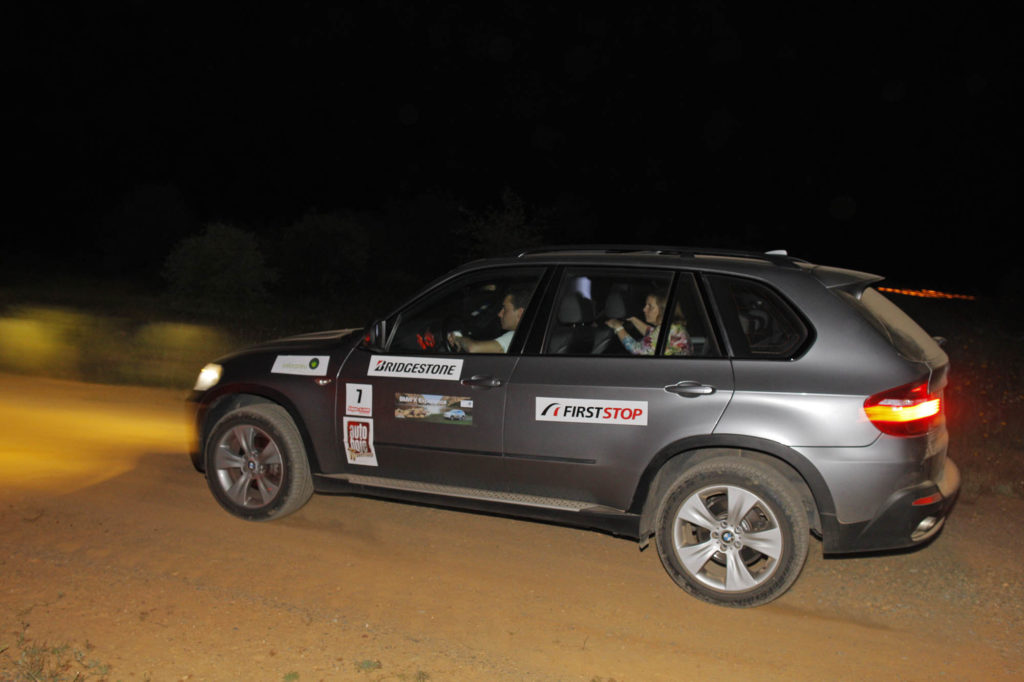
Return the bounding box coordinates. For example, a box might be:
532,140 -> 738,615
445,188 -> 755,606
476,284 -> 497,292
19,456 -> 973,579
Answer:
386,268 -> 544,354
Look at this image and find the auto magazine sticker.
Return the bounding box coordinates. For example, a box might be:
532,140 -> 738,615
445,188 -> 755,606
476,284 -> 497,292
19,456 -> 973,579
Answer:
394,393 -> 474,425
271,355 -> 330,376
368,355 -> 463,381
346,383 -> 373,417
535,397 -> 648,426
343,417 -> 378,466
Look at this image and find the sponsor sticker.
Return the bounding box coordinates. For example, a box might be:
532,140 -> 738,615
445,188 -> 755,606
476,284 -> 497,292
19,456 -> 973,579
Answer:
343,417 -> 378,466
535,397 -> 648,426
271,355 -> 330,376
394,393 -> 474,425
368,355 -> 463,381
346,383 -> 373,417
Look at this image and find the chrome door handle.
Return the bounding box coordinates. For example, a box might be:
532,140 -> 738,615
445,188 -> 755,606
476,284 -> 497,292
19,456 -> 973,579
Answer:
665,381 -> 716,397
461,375 -> 503,388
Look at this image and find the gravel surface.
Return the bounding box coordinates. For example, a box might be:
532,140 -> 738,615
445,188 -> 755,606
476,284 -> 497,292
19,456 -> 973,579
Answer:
1,373 -> 1022,680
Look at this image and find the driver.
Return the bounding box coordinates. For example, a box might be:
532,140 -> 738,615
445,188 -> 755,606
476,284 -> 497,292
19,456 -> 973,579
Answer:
448,287 -> 530,354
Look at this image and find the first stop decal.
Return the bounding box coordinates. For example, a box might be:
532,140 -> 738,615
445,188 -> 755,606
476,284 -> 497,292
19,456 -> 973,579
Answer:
535,397 -> 648,426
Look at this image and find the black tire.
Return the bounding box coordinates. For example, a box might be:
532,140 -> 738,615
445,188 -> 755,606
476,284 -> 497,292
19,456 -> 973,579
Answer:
655,457 -> 809,607
204,403 -> 314,521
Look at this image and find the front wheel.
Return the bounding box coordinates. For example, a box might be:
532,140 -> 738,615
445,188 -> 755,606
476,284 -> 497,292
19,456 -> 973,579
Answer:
655,457 -> 809,607
204,403 -> 314,521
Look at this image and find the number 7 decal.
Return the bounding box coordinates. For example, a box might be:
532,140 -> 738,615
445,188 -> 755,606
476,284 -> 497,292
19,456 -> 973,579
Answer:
345,383 -> 373,417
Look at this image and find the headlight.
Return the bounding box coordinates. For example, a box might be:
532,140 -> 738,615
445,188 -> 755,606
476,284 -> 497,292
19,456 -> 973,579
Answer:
193,363 -> 222,391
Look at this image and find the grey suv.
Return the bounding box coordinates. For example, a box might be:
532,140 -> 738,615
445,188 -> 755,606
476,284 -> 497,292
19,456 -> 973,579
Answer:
188,246 -> 959,607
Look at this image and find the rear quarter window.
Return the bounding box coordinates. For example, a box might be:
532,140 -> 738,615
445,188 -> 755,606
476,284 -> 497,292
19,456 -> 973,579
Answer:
706,275 -> 810,359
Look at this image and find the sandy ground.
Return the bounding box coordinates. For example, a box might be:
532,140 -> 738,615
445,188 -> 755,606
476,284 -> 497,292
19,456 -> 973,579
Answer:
1,372 -> 1022,681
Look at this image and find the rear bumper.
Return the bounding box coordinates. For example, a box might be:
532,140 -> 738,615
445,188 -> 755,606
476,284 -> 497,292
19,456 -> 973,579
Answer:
822,456 -> 960,554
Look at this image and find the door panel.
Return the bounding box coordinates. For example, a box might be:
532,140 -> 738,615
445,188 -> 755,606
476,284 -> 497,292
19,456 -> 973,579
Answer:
502,266 -> 733,510
335,265 -> 547,492
338,348 -> 514,489
503,356 -> 734,509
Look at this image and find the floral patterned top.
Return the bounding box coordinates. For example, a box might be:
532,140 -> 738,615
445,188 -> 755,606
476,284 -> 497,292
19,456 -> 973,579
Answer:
621,323 -> 691,356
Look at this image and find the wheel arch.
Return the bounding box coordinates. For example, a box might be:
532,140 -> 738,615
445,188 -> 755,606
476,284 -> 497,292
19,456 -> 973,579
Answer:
632,435 -> 833,544
195,385 -> 322,475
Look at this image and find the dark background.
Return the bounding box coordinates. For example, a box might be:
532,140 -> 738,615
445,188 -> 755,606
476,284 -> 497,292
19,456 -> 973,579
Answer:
3,2 -> 1020,303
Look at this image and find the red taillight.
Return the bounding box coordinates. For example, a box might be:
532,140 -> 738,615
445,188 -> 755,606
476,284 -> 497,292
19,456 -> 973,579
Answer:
864,380 -> 942,437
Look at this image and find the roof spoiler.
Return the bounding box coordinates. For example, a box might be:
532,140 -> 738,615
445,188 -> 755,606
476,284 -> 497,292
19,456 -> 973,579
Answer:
810,264 -> 884,295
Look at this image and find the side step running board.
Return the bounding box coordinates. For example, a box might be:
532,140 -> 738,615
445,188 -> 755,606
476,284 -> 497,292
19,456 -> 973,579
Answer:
319,473 -> 617,514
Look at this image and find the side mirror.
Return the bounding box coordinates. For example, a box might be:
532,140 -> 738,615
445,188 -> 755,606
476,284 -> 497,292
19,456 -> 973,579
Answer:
362,319 -> 389,352
933,335 -> 947,347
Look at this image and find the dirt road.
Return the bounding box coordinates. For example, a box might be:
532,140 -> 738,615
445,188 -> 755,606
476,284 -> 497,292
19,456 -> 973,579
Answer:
1,373 -> 1021,681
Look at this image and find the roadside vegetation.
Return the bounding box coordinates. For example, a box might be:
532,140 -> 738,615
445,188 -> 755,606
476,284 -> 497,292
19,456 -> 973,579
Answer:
2,609 -> 438,681
0,620 -> 110,681
0,191 -> 541,389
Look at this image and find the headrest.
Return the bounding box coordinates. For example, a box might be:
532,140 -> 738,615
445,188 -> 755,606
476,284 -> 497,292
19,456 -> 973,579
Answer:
604,289 -> 627,318
558,293 -> 586,324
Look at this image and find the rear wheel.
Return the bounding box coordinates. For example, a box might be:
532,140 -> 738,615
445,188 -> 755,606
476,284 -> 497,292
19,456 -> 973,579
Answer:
205,404 -> 314,521
655,457 -> 809,607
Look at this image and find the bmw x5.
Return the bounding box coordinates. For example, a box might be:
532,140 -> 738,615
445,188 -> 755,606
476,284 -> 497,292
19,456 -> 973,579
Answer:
188,246 -> 959,607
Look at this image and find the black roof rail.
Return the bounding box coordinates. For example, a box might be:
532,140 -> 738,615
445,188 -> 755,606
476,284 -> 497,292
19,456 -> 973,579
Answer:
513,245 -> 807,268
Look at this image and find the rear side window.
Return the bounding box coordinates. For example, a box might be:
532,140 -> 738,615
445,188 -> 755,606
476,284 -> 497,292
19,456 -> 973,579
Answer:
707,275 -> 809,359
539,268 -> 722,358
542,267 -> 674,356
842,288 -> 945,363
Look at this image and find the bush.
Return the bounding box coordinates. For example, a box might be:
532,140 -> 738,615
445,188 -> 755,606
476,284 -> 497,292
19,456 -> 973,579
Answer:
0,309 -> 82,376
0,305 -> 235,388
454,187 -> 545,260
274,210 -> 370,300
125,322 -> 234,387
163,222 -> 272,317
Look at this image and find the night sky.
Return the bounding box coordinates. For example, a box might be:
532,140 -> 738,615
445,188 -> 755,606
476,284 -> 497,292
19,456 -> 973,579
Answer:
5,2 -> 1020,296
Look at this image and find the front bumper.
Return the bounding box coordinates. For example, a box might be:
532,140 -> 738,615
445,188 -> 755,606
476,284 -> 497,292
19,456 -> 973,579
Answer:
822,456 -> 960,554
186,390 -> 205,472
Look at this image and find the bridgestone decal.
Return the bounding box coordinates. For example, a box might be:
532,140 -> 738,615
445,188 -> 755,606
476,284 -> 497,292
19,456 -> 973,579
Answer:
368,355 -> 463,381
535,397 -> 648,426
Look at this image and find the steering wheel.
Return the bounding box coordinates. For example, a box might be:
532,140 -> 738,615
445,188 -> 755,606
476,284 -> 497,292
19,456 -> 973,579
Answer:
441,316 -> 465,353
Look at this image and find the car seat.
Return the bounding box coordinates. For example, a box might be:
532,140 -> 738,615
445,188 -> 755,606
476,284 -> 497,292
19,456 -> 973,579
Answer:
547,292 -> 596,354
592,288 -> 629,355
